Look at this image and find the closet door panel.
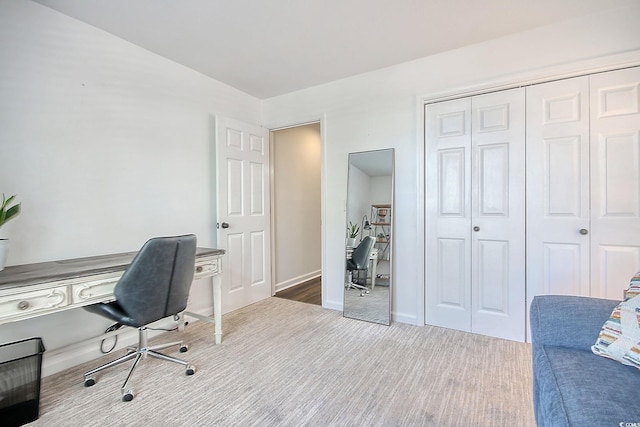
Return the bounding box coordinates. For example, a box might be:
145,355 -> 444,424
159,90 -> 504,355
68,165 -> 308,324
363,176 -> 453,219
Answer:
477,143 -> 509,215
596,246 -> 640,298
542,243 -> 585,295
425,98 -> 472,332
437,238 -> 467,307
590,67 -> 640,299
476,239 -> 509,312
526,76 -> 591,311
470,88 -> 525,342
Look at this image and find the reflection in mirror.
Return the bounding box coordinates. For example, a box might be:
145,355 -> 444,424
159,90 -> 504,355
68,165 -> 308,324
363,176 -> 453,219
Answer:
344,149 -> 393,325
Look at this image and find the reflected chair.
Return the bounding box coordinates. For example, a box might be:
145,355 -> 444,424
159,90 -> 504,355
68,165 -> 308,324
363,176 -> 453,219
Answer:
345,236 -> 375,297
82,234 -> 197,401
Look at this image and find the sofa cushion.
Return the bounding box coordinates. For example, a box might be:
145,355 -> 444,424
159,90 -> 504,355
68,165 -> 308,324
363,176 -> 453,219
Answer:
592,272 -> 640,367
538,345 -> 640,426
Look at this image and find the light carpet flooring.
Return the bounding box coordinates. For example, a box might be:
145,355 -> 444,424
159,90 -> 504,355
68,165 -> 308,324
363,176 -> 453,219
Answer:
344,285 -> 390,325
30,298 -> 535,426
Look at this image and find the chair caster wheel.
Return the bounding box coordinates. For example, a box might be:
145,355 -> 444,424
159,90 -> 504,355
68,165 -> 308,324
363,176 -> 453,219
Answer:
122,390 -> 134,402
84,377 -> 96,387
179,344 -> 188,353
186,365 -> 196,376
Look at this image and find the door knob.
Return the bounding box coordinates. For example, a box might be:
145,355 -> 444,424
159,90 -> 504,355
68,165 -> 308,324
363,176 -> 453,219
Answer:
579,228 -> 588,235
220,222 -> 230,229
473,226 -> 480,232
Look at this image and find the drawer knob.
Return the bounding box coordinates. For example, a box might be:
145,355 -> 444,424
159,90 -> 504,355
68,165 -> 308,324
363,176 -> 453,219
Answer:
196,266 -> 203,273
17,301 -> 29,310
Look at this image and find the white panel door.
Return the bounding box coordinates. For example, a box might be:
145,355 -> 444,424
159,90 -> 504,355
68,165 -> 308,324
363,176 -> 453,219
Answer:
425,98 -> 472,332
590,67 -> 640,299
470,88 -> 526,342
426,89 -> 526,341
526,76 -> 591,311
216,116 -> 272,314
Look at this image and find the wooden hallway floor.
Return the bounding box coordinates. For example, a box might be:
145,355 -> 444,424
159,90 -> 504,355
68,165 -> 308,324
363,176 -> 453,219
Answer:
274,277 -> 321,305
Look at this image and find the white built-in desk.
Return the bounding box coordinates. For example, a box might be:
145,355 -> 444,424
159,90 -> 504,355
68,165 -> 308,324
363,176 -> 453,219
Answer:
0,247 -> 225,344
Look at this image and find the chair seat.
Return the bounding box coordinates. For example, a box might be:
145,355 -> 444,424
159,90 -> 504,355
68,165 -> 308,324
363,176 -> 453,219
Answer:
84,302 -> 137,327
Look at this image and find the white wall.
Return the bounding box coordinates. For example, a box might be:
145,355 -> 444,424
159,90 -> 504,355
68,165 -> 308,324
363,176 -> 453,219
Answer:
262,4 -> 640,323
346,169 -> 392,237
369,176 -> 392,207
272,124 -> 321,291
0,0 -> 261,375
346,165 -> 371,234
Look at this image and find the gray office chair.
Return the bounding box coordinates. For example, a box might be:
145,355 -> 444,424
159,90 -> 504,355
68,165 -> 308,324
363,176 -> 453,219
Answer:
83,234 -> 197,401
345,236 -> 375,297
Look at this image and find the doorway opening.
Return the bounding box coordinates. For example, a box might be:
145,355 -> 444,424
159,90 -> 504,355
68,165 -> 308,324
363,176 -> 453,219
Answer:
270,123 -> 322,306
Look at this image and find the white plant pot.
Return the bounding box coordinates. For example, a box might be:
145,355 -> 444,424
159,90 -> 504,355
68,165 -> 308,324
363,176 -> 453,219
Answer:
0,239 -> 8,271
346,237 -> 357,247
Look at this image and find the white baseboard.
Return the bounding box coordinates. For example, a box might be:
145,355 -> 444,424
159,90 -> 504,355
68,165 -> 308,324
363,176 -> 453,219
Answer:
323,299 -> 342,312
392,311 -> 418,326
42,326 -> 141,377
183,305 -> 213,319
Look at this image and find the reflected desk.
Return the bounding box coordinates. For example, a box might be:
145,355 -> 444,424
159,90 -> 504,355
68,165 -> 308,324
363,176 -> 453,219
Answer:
0,247 -> 225,344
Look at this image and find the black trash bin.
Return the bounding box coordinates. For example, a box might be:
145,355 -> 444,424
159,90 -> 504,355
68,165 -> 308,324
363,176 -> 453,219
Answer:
0,338 -> 46,427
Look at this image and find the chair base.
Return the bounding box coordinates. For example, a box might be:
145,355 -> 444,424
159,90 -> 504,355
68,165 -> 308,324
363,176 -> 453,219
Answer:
345,271 -> 369,297
83,326 -> 195,401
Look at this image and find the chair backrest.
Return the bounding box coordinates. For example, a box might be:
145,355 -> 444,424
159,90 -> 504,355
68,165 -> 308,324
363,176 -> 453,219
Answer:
114,234 -> 197,327
349,236 -> 375,270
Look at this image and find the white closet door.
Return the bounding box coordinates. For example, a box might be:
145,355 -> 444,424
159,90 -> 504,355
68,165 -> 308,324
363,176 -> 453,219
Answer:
590,67 -> 640,299
526,76 -> 591,311
425,98 -> 472,332
426,89 -> 526,341
470,88 -> 526,342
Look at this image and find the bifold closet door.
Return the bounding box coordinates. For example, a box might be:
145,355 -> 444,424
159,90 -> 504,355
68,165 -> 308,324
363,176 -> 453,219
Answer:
590,67 -> 640,299
425,97 -> 472,333
526,76 -> 591,312
470,89 -> 525,341
526,67 -> 640,306
426,88 -> 526,341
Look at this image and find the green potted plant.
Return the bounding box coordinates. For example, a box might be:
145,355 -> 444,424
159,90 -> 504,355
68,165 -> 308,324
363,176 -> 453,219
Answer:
347,221 -> 359,247
0,194 -> 21,271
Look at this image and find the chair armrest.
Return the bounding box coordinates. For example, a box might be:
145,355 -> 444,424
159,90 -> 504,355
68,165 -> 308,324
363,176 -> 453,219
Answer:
530,295 -> 619,351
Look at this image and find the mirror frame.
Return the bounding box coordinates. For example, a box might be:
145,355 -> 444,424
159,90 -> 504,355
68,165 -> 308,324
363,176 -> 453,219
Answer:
343,148 -> 394,325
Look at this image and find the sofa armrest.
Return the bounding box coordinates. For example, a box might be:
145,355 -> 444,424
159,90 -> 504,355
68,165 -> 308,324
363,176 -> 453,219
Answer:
530,295 -> 618,351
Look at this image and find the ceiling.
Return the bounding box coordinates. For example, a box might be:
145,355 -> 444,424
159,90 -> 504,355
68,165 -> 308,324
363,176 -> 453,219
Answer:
33,0 -> 636,99
350,149 -> 393,177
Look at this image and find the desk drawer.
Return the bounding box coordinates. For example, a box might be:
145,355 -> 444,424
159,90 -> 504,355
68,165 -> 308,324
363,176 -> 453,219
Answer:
194,258 -> 219,279
0,286 -> 69,321
71,276 -> 119,304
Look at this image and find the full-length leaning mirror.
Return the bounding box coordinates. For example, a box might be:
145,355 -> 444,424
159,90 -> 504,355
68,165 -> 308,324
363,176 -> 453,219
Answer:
344,148 -> 394,325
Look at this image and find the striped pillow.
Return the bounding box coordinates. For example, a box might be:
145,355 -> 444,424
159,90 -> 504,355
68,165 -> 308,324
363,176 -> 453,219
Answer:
592,272 -> 640,368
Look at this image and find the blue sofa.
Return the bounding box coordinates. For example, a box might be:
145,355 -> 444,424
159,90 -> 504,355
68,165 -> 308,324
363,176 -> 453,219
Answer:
530,295 -> 640,426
